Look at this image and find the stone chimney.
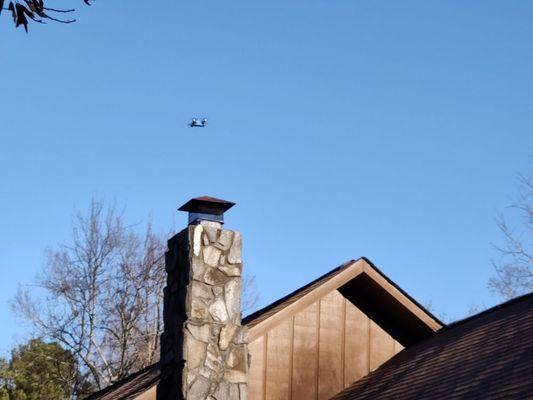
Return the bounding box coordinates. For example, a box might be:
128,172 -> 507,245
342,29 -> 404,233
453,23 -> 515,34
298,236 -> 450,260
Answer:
157,196 -> 248,400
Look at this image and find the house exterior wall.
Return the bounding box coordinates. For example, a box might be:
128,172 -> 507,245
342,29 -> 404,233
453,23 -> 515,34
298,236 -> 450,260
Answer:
248,289 -> 403,400
135,386 -> 157,400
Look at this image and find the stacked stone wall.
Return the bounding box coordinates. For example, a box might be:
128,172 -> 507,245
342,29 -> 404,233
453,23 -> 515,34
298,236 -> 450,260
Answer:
159,222 -> 248,400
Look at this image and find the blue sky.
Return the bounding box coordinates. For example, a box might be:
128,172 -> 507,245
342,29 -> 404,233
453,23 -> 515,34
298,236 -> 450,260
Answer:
1,0 -> 532,355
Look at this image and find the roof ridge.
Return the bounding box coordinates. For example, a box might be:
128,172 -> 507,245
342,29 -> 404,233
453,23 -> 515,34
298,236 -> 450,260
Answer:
85,362 -> 160,399
243,257 -> 443,334
242,259 -> 358,325
360,257 -> 445,326
441,290 -> 533,332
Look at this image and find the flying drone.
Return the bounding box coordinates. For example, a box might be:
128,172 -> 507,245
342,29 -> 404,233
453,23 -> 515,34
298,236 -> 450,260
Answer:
189,118 -> 208,128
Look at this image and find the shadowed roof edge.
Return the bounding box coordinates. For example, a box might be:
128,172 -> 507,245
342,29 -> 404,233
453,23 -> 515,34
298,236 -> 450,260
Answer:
85,362 -> 161,400
243,256 -> 445,328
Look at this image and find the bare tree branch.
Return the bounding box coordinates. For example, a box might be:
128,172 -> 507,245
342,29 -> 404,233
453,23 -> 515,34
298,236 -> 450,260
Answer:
489,171 -> 533,299
12,200 -> 168,390
242,273 -> 259,315
12,199 -> 260,391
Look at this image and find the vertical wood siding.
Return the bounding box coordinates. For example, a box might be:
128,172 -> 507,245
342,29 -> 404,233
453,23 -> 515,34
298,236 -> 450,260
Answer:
249,290 -> 403,400
292,302 -> 318,399
318,290 -> 344,399
344,300 -> 370,384
265,319 -> 292,399
249,336 -> 265,400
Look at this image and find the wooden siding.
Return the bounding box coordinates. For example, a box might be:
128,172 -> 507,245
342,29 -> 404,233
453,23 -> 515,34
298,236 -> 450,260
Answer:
249,336 -> 265,400
134,386 -> 156,400
292,302 -> 318,399
249,290 -> 403,400
265,319 -> 292,399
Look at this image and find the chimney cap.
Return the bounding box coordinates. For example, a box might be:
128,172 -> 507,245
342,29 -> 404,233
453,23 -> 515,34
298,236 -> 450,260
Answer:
178,196 -> 235,216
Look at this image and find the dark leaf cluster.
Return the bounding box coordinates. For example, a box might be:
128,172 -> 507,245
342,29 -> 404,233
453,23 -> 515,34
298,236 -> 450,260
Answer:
0,338 -> 93,399
0,0 -> 90,31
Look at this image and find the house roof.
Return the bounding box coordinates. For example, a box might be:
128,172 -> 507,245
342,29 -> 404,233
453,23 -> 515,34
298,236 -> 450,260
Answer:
243,259 -> 357,328
85,363 -> 161,400
86,258 -> 444,399
330,291 -> 533,400
245,257 -> 443,345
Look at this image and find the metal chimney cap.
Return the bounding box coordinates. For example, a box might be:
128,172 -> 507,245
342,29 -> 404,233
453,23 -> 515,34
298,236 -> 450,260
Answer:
178,196 -> 235,216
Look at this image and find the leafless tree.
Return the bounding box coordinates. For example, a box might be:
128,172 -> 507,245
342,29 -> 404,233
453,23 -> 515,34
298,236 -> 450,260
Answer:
489,172 -> 533,300
13,199 -> 259,391
13,200 -> 168,390
241,273 -> 259,315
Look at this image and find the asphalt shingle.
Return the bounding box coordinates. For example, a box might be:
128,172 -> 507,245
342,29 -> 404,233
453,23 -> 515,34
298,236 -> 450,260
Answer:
330,292 -> 533,400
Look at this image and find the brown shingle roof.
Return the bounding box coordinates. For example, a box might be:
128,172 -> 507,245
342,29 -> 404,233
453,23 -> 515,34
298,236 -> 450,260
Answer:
85,363 -> 161,400
330,292 -> 533,400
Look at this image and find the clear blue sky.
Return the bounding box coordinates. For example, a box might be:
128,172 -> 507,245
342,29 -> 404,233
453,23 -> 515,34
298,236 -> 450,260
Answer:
1,1 -> 532,355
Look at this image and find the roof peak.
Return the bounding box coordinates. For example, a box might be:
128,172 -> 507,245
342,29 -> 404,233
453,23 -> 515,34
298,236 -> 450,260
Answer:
244,257 -> 442,346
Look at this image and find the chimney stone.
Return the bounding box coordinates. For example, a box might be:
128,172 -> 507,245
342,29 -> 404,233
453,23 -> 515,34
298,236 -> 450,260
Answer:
158,197 -> 248,400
